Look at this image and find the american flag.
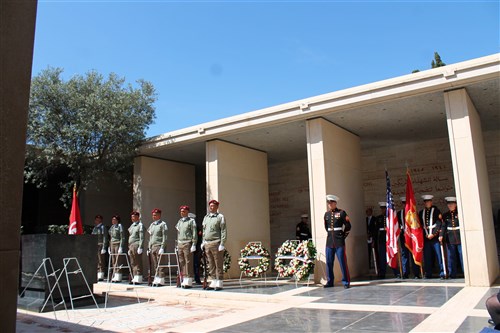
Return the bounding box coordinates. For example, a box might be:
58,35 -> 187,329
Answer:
385,170 -> 400,268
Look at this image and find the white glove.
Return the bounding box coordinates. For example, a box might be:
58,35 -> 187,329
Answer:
327,228 -> 333,231
218,245 -> 225,252
159,248 -> 164,255
108,247 -> 111,253
137,248 -> 143,255
118,247 -> 123,254
200,242 -> 206,250
146,249 -> 151,256
101,248 -> 106,254
128,249 -> 132,256
190,245 -> 196,252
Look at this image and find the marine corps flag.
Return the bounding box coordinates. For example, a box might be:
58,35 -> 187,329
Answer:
68,184 -> 83,235
385,170 -> 400,269
404,169 -> 423,266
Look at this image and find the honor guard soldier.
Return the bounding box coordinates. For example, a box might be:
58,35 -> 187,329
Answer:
374,202 -> 400,279
109,215 -> 125,282
92,215 -> 108,281
296,214 -> 312,241
419,194 -> 445,279
440,197 -> 463,279
365,208 -> 376,269
324,194 -> 351,289
128,211 -> 144,284
148,208 -> 168,285
397,198 -> 410,279
201,200 -> 227,291
176,205 -> 197,288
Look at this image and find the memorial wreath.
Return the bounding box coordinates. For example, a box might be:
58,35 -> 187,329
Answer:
238,242 -> 270,277
274,239 -> 316,281
274,240 -> 299,277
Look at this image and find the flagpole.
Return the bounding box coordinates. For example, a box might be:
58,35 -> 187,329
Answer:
398,242 -> 403,278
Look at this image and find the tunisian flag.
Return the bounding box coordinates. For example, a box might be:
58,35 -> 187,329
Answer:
404,169 -> 423,266
385,170 -> 400,269
68,184 -> 83,235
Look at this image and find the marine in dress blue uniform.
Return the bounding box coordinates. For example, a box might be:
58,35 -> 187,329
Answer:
440,197 -> 463,279
419,194 -> 445,279
324,194 -> 351,289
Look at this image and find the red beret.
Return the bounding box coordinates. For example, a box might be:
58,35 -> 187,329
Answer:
131,211 -> 140,217
179,205 -> 190,211
151,208 -> 162,214
208,200 -> 219,206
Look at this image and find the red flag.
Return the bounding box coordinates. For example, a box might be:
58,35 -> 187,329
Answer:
404,169 -> 423,266
68,184 -> 83,235
385,170 -> 400,269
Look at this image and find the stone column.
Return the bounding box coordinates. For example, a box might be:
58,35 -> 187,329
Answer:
306,118 -> 366,284
133,156 -> 196,271
206,140 -> 270,278
444,88 -> 498,286
0,1 -> 38,332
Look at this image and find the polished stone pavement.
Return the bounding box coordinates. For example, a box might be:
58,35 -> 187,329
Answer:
16,277 -> 497,332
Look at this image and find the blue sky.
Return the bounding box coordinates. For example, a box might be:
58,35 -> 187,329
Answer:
31,0 -> 499,138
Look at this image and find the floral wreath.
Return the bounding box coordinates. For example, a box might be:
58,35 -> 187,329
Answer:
274,240 -> 299,277
200,249 -> 231,274
238,242 -> 270,277
275,240 -> 317,281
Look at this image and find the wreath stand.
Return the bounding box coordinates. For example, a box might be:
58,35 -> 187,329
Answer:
274,239 -> 315,288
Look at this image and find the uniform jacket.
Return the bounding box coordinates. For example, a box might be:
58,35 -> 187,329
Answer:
374,214 -> 386,244
324,208 -> 351,247
92,223 -> 108,247
441,210 -> 461,245
296,221 -> 312,241
176,217 -> 197,244
418,206 -> 442,240
202,212 -> 227,246
148,220 -> 168,250
108,224 -> 124,248
128,221 -> 144,248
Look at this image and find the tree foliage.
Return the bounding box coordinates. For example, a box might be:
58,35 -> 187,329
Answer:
431,51 -> 446,68
25,67 -> 157,205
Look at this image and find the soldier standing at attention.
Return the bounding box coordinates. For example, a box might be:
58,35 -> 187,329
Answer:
201,200 -> 227,291
375,202 -> 401,279
324,194 -> 351,289
365,208 -> 375,270
92,214 -> 108,281
109,215 -> 125,282
419,194 -> 445,279
296,214 -> 312,241
176,205 -> 197,288
440,197 -> 463,279
128,211 -> 144,284
148,208 -> 168,285
397,197 -> 411,279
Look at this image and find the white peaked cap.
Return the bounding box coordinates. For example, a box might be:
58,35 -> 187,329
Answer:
445,197 -> 457,203
421,194 -> 434,201
326,194 -> 339,202
378,202 -> 387,207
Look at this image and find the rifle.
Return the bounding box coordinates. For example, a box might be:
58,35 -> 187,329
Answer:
372,245 -> 378,276
147,249 -> 152,286
440,241 -> 448,278
175,246 -> 182,288
202,248 -> 208,289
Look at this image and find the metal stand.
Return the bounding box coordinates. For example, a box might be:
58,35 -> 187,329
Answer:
19,258 -> 68,320
104,252 -> 139,310
62,257 -> 100,311
152,248 -> 180,287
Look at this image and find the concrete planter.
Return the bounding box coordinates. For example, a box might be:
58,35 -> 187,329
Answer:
18,234 -> 98,312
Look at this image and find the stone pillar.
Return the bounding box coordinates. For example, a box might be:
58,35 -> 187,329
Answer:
206,140 -> 270,278
306,118 -> 366,284
133,156 -> 196,273
444,88 -> 498,286
0,1 -> 38,332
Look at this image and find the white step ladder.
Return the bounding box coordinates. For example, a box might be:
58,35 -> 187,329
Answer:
104,252 -> 140,310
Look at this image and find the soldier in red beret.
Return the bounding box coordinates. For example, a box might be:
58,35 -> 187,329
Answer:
91,214 -> 108,281
176,205 -> 197,288
148,208 -> 168,285
128,211 -> 144,284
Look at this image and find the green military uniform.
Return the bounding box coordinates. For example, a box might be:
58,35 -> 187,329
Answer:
148,219 -> 168,280
176,216 -> 197,287
108,223 -> 125,279
128,221 -> 144,281
202,211 -> 227,289
92,222 -> 108,279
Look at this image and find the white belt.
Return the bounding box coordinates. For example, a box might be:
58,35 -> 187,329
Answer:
447,227 -> 460,231
379,228 -> 385,231
333,227 -> 343,231
427,223 -> 436,229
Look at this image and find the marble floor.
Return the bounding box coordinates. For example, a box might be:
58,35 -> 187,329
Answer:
16,278 -> 497,332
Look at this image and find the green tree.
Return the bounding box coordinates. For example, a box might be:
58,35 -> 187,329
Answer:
25,67 -> 157,205
431,51 -> 446,68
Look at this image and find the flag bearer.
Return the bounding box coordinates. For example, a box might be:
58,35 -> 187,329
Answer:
419,195 -> 445,279
440,197 -> 463,279
375,202 -> 400,279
